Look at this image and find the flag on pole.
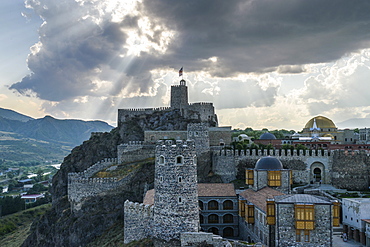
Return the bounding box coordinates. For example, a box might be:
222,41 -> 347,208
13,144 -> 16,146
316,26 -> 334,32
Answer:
179,67 -> 183,77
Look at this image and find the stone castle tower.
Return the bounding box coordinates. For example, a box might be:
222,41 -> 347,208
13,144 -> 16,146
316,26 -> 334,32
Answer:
152,139 -> 199,241
187,123 -> 210,154
170,79 -> 188,112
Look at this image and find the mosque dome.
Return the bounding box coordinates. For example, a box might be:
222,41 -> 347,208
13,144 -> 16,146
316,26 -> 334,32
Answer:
255,156 -> 283,170
260,132 -> 277,140
304,116 -> 336,129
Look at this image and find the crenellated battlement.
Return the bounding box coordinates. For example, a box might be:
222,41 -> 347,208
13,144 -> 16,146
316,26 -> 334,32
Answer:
68,177 -> 118,184
124,200 -> 154,216
214,148 -> 335,158
156,139 -> 196,152
67,157 -> 135,211
120,107 -> 172,112
189,102 -> 213,106
171,84 -> 187,88
117,142 -> 155,164
68,158 -> 118,180
124,200 -> 154,243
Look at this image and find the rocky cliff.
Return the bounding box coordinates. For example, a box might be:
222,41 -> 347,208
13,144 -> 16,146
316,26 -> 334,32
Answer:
22,109 -> 218,247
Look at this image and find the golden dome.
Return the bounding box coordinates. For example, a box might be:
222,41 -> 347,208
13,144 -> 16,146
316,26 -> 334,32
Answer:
304,116 -> 336,129
323,134 -> 334,138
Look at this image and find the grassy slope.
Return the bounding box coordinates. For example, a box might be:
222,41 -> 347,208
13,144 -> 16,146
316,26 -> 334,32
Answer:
0,204 -> 51,247
89,222 -> 153,247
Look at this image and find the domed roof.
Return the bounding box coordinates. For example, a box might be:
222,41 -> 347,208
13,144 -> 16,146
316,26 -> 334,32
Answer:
260,132 -> 277,140
239,134 -> 249,138
255,156 -> 283,170
323,133 -> 334,138
304,116 -> 336,129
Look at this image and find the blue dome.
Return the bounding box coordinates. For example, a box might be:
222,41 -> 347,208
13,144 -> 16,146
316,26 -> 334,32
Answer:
255,156 -> 283,170
260,132 -> 276,140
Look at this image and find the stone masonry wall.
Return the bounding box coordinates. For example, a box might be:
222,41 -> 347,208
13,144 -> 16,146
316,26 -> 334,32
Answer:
153,140 -> 199,241
186,103 -> 216,123
117,142 -> 155,164
144,131 -> 187,143
124,200 -> 154,244
67,158 -> 136,211
117,107 -> 171,127
209,127 -> 232,146
171,84 -> 188,110
331,150 -> 370,190
213,149 -> 332,184
276,203 -> 332,247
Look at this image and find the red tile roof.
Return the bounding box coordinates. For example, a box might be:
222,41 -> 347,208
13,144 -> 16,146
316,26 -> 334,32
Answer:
198,183 -> 236,197
239,187 -> 285,212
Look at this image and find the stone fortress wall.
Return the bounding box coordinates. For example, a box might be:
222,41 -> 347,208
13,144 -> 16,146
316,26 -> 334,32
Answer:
212,148 -> 370,190
117,141 -> 156,164
185,102 -> 216,122
124,200 -> 154,244
117,107 -> 171,127
68,159 -> 133,211
144,131 -> 187,144
213,148 -> 332,184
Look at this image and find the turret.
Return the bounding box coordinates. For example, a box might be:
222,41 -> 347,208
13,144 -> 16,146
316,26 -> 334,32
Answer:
153,139 -> 199,241
170,79 -> 189,111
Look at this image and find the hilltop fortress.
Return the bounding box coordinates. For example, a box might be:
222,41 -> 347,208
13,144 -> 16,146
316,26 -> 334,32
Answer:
117,79 -> 217,129
65,78 -> 370,246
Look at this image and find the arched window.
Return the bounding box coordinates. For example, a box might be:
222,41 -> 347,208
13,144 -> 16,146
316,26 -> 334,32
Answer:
200,214 -> 204,224
223,214 -> 233,223
208,214 -> 219,223
208,227 -> 219,235
208,200 -> 218,210
199,201 -> 204,210
176,156 -> 183,165
223,227 -> 234,237
178,176 -> 183,183
159,156 -> 165,165
223,200 -> 233,210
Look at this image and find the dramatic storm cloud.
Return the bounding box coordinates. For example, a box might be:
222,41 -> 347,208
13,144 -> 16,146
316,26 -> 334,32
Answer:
5,0 -> 370,128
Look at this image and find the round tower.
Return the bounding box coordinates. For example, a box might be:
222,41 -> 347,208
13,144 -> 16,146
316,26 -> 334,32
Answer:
153,139 -> 199,241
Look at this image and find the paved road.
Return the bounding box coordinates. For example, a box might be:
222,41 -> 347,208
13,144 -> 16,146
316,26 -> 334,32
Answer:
333,234 -> 365,247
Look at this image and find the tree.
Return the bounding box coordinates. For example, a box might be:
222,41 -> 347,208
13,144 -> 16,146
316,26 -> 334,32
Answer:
27,184 -> 47,194
0,196 -> 24,216
36,169 -> 44,182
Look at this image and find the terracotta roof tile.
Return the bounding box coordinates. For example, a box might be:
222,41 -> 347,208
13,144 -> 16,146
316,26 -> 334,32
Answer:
239,187 -> 285,212
198,183 -> 236,197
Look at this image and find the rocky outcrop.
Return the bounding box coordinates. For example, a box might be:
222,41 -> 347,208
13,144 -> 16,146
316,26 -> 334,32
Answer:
118,109 -> 216,143
22,109 -> 217,247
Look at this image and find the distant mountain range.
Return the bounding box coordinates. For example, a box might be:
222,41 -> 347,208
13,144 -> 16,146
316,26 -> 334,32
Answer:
0,108 -> 114,163
336,118 -> 370,129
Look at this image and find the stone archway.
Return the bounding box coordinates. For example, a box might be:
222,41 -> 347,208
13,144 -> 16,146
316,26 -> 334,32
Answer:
310,162 -> 325,183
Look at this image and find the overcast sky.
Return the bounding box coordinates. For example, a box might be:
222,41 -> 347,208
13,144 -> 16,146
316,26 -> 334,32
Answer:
2,0 -> 370,130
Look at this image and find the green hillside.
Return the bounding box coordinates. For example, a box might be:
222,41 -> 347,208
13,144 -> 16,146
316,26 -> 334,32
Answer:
0,108 -> 114,164
0,204 -> 51,247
